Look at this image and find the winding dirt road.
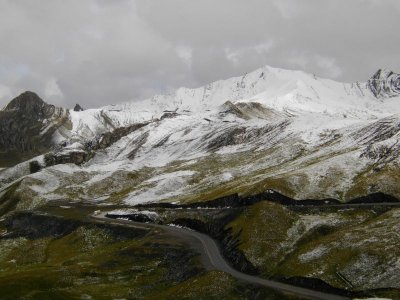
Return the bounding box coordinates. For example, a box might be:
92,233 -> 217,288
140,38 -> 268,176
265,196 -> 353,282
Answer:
91,213 -> 349,300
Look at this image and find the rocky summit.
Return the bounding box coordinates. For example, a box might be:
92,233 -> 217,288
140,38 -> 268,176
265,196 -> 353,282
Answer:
0,92 -> 70,167
5,91 -> 53,115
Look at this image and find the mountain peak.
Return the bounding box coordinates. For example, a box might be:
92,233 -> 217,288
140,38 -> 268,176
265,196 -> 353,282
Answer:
367,69 -> 400,98
5,91 -> 45,111
3,91 -> 56,119
0,91 -> 69,164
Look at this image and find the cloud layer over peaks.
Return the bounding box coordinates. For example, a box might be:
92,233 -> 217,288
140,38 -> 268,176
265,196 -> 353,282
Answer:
0,0 -> 399,108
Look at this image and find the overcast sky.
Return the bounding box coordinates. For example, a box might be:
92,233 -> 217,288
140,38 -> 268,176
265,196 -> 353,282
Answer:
0,0 -> 399,108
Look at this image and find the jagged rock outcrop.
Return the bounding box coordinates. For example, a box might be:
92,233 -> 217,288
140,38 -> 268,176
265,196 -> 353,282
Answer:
85,122 -> 150,151
29,160 -> 42,174
73,103 -> 84,111
4,91 -> 55,117
0,91 -> 70,167
44,150 -> 92,167
160,112 -> 179,120
368,69 -> 400,98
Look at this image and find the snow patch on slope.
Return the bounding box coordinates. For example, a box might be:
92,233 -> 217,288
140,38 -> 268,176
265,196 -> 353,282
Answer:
124,170 -> 196,205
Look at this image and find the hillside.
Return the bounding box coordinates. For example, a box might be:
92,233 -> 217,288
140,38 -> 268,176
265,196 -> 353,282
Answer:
0,65 -> 400,299
1,66 -> 399,209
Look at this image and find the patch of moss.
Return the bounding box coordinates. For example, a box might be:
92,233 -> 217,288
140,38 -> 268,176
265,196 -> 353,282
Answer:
228,201 -> 297,276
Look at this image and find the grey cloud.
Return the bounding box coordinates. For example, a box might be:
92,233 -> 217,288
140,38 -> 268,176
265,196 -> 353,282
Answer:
0,0 -> 399,108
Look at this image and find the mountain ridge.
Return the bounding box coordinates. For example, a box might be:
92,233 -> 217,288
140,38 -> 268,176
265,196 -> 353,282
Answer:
0,65 -> 399,207
0,65 -> 399,295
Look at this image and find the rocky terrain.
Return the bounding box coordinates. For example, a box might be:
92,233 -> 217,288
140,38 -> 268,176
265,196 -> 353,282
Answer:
368,69 -> 400,98
1,67 -> 400,207
0,92 -> 70,167
0,65 -> 399,299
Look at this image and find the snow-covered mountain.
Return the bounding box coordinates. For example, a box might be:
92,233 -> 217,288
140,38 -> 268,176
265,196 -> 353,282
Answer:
67,66 -> 398,138
1,65 -> 400,210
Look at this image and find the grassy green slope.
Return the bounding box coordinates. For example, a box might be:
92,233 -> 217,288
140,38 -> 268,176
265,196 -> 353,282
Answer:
228,201 -> 400,293
0,212 -> 295,300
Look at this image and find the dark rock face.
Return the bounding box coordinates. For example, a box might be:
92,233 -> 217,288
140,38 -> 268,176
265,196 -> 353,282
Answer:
44,150 -> 93,166
0,91 -> 70,167
207,127 -> 247,151
368,69 -> 400,98
73,104 -> 84,111
85,122 -> 149,151
206,121 -> 289,152
160,112 -> 179,120
4,91 -> 55,117
29,160 -> 42,174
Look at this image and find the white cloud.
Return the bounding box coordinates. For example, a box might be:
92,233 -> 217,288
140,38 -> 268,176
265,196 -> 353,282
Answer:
0,0 -> 398,108
361,0 -> 400,10
80,28 -> 105,40
44,78 -> 63,99
225,48 -> 240,65
286,53 -> 309,69
315,55 -> 342,79
224,40 -> 275,66
254,41 -> 275,55
271,0 -> 300,19
0,84 -> 12,108
176,45 -> 193,67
